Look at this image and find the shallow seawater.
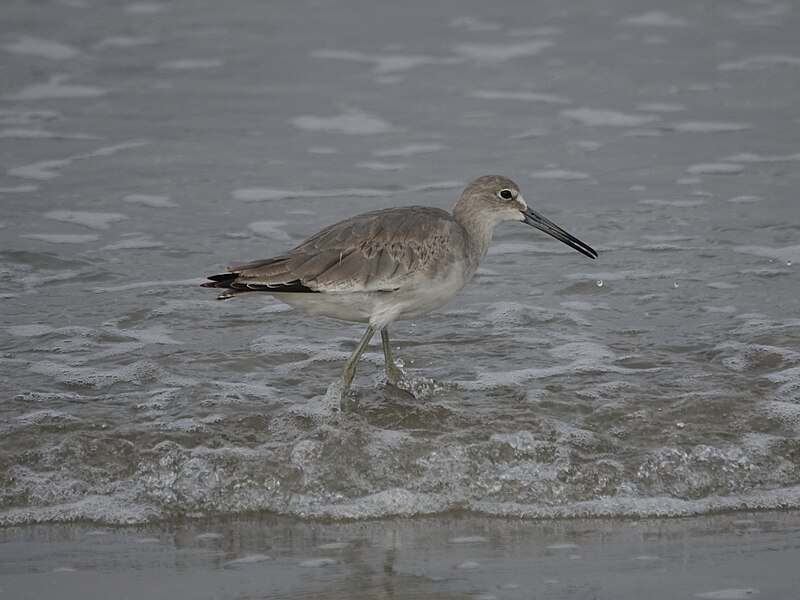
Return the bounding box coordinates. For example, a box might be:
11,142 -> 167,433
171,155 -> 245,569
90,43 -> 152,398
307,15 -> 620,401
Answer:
2,512 -> 799,600
1,0 -> 799,526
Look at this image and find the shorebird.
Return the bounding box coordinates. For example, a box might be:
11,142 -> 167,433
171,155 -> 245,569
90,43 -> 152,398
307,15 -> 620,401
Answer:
203,175 -> 597,399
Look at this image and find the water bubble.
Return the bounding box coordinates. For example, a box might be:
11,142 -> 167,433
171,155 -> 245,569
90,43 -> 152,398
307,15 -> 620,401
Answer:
676,421 -> 685,429
596,279 -> 603,287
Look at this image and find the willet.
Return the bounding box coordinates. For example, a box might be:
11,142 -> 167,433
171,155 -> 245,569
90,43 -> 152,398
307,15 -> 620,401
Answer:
203,175 -> 597,400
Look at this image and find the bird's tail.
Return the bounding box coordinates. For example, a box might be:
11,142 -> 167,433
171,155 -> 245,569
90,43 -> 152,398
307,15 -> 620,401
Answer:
201,273 -> 246,300
201,272 -> 318,300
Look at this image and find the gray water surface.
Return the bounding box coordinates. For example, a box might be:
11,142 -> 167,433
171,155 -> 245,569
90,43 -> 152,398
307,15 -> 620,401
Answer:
1,0 -> 799,525
3,512 -> 799,600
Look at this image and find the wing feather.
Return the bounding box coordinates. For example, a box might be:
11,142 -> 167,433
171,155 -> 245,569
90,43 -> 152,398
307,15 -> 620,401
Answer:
207,206 -> 466,295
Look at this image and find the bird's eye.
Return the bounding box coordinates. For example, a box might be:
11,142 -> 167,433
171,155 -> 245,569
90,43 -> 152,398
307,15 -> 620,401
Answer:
499,189 -> 514,200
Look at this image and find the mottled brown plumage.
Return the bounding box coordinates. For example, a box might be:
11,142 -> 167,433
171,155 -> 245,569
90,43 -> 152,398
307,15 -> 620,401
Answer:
208,206 -> 466,297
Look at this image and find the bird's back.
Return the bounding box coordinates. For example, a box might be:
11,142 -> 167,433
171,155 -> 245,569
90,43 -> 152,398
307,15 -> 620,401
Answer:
215,206 -> 469,296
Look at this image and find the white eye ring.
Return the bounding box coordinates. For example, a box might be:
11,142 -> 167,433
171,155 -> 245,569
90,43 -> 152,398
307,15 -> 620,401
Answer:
498,189 -> 514,200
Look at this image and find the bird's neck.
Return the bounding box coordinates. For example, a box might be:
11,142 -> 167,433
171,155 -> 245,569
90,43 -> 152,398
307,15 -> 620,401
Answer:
452,202 -> 497,268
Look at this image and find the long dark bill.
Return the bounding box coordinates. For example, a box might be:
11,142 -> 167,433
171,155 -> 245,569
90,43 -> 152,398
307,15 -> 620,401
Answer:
521,207 -> 598,259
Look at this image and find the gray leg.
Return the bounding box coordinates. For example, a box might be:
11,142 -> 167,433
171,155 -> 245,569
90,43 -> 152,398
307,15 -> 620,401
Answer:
381,328 -> 403,384
340,325 -> 376,397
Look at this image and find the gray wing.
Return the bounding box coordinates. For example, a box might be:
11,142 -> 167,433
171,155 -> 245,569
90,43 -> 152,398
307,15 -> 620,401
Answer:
221,206 -> 465,293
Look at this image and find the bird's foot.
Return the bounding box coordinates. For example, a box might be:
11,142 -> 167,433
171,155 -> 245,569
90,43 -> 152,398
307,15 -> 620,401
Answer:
384,361 -> 405,386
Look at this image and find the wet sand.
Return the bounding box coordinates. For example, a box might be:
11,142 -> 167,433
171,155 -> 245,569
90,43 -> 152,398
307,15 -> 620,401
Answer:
2,510 -> 798,599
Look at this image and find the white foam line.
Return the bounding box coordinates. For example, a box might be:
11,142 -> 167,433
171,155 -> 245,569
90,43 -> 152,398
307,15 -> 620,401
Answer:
311,49 -> 460,74
2,36 -> 80,60
468,90 -> 572,104
562,107 -> 660,127
719,55 -> 800,71
621,11 -> 691,27
8,140 -> 149,180
723,152 -> 800,163
470,485 -> 800,519
4,75 -> 107,101
0,128 -> 99,140
232,187 -> 391,202
454,39 -> 553,63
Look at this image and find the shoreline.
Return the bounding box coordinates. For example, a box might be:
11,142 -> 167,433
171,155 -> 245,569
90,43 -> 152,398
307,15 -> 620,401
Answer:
3,483 -> 800,528
2,509 -> 798,599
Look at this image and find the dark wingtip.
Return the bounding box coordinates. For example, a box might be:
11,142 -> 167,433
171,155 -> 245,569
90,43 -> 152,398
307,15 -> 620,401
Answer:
202,273 -> 238,288
201,272 -> 318,295
207,272 -> 238,282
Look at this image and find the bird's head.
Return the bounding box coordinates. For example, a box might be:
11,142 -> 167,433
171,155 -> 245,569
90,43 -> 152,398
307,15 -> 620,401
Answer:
457,175 -> 598,259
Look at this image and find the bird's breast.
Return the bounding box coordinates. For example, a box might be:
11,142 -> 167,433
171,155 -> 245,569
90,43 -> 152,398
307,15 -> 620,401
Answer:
384,262 -> 474,321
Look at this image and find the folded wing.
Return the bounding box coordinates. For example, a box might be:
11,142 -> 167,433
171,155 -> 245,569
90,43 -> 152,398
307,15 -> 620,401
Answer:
203,206 -> 465,299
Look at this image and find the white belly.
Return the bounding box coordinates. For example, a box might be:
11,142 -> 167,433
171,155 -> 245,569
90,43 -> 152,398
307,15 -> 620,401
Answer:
269,266 -> 473,329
